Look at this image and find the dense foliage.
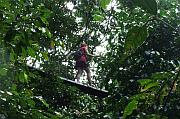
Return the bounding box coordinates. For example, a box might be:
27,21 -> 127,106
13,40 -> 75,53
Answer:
0,0 -> 179,118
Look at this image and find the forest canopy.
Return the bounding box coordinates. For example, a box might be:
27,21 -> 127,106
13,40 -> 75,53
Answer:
0,0 -> 179,119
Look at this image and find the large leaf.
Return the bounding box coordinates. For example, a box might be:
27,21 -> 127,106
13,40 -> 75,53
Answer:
123,99 -> 138,119
131,93 -> 146,100
132,0 -> 158,15
27,99 -> 35,108
93,14 -> 104,22
0,67 -> 7,76
137,79 -> 152,86
0,0 -> 10,9
27,47 -> 36,57
137,79 -> 159,92
99,0 -> 111,9
151,72 -> 173,81
42,52 -> 49,60
35,96 -> 49,108
124,26 -> 148,55
18,71 -> 28,83
93,8 -> 104,22
140,82 -> 159,92
45,28 -> 52,38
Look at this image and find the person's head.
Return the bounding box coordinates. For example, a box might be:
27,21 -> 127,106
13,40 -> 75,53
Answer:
80,43 -> 87,48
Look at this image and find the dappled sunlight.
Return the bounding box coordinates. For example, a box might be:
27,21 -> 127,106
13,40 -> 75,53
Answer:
0,0 -> 179,118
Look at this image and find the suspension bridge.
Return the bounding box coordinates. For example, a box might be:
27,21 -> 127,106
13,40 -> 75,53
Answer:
25,64 -> 109,98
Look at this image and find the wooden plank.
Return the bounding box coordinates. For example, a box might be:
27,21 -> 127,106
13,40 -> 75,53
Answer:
59,77 -> 108,98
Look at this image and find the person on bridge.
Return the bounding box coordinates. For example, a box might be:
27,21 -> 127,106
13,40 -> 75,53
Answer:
67,43 -> 97,86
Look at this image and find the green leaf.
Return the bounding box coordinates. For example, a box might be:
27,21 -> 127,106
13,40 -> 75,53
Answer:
93,14 -> 104,22
28,47 -> 36,57
19,72 -> 28,83
144,114 -> 168,119
11,84 -> 17,90
99,0 -> 111,9
45,28 -> 52,38
10,51 -> 15,62
42,52 -> 49,60
141,82 -> 159,92
0,68 -> 7,76
24,72 -> 28,81
137,79 -> 159,92
44,112 -> 60,119
27,99 -> 35,108
41,6 -> 52,18
131,93 -> 146,100
40,98 -> 49,108
125,26 -> 148,55
40,16 -> 49,25
137,79 -> 152,86
0,0 -> 10,9
50,41 -> 55,49
132,0 -> 158,15
123,99 -> 138,119
21,47 -> 27,58
61,41 -> 65,49
19,72 -> 25,83
151,72 -> 172,81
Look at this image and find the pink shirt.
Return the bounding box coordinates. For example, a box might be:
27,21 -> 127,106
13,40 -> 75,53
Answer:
77,46 -> 87,62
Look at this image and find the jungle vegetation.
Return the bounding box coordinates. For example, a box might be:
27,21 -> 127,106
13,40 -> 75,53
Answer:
0,0 -> 179,118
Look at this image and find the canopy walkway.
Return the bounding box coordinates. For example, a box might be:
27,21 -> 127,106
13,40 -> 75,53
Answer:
59,76 -> 108,98
26,65 -> 109,98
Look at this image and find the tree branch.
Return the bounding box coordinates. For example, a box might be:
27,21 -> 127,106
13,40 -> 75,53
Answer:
160,67 -> 180,119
